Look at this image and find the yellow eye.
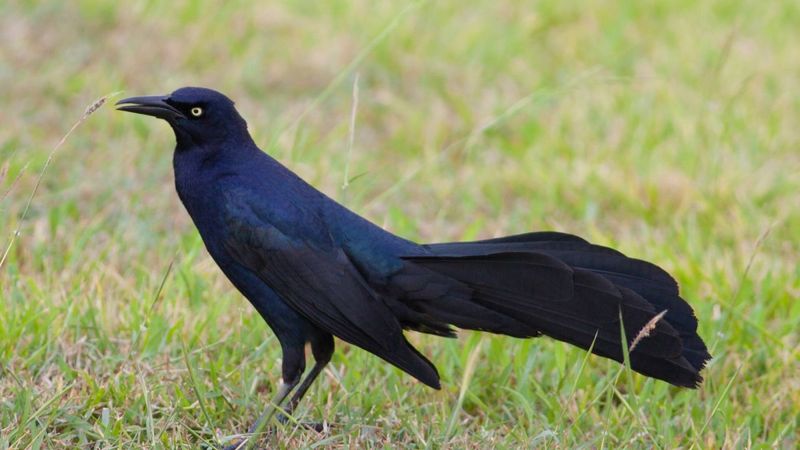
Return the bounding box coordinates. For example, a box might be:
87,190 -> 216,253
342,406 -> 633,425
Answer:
190,107 -> 203,117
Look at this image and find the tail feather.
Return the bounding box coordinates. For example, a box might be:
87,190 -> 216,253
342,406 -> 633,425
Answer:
425,234 -> 699,334
397,232 -> 710,388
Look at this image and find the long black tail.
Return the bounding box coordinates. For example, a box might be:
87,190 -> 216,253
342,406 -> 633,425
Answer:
400,231 -> 710,388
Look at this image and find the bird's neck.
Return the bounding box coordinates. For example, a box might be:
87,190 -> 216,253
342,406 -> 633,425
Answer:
171,135 -> 266,205
173,127 -> 255,151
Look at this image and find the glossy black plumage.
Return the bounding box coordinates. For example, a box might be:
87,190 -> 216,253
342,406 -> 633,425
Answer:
118,87 -> 710,428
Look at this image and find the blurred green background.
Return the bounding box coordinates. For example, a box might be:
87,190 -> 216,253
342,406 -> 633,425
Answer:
1,0 -> 798,448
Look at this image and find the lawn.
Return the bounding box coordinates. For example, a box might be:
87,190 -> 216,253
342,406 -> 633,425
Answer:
1,0 -> 798,448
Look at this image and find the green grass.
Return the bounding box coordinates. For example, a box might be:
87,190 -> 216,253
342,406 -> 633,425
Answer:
2,0 -> 799,448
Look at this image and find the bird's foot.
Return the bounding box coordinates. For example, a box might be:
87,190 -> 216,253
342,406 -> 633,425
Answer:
220,418 -> 329,449
220,427 -> 278,450
276,412 -> 329,433
221,438 -> 254,450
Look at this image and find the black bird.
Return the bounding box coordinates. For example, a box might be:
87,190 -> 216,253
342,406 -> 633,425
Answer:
117,87 -> 710,431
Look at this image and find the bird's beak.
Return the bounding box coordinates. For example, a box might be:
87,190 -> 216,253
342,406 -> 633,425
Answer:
116,95 -> 186,120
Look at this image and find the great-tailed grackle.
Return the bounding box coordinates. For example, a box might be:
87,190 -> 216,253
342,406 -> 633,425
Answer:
118,87 -> 710,433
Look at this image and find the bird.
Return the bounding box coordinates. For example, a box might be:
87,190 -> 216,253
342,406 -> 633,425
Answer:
117,86 -> 710,435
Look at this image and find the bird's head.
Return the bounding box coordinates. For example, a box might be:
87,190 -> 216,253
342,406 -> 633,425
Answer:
117,87 -> 250,148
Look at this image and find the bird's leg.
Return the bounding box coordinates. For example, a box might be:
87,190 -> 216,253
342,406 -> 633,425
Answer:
282,359 -> 328,416
244,344 -> 306,438
229,335 -> 333,450
278,334 -> 334,430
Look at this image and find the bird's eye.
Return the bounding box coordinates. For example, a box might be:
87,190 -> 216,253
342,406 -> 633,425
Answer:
190,107 -> 203,117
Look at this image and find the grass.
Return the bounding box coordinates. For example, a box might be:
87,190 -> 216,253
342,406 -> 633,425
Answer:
1,0 -> 799,448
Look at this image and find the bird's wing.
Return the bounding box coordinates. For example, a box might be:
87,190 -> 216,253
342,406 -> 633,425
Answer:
220,193 -> 440,388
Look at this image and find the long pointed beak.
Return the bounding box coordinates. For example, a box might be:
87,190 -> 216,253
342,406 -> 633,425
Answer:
116,95 -> 186,120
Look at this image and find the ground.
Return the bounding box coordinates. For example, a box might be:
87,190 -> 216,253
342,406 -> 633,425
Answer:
1,0 -> 798,448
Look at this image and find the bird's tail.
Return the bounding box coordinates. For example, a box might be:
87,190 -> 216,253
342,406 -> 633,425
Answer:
401,232 -> 710,388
